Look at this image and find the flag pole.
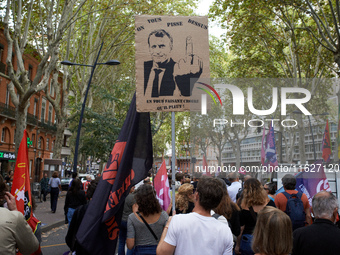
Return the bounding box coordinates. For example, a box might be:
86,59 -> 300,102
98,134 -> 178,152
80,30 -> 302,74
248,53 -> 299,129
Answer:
171,112 -> 176,213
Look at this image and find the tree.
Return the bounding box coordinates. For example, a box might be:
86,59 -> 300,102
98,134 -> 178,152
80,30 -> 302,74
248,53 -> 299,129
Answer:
60,0 -> 198,166
210,0 -> 334,164
3,0 -> 85,154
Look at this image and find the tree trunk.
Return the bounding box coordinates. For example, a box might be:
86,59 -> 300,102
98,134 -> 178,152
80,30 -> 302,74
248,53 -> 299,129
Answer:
52,120 -> 66,159
14,103 -> 28,155
297,115 -> 306,164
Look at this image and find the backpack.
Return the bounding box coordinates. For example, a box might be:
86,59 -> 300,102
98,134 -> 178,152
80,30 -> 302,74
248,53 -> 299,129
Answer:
283,191 -> 306,230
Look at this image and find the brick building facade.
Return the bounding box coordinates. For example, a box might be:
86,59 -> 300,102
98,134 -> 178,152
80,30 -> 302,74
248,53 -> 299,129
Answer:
0,28 -> 69,183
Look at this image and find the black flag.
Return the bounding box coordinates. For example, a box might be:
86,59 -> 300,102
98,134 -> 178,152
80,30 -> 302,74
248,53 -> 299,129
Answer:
76,94 -> 153,254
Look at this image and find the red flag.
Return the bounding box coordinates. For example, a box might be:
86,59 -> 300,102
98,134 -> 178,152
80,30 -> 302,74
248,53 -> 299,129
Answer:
202,155 -> 211,176
322,120 -> 332,163
11,130 -> 41,254
154,160 -> 170,211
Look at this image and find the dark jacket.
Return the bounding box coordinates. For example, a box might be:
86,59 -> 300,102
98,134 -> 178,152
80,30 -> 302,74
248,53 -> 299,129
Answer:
65,204 -> 90,255
293,218 -> 340,255
144,59 -> 176,97
64,190 -> 87,215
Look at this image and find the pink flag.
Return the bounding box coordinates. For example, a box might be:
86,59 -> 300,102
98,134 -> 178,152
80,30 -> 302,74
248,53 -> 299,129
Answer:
265,124 -> 279,167
154,160 -> 171,211
322,120 -> 332,163
261,127 -> 266,165
202,155 -> 211,176
296,160 -> 331,207
238,167 -> 246,175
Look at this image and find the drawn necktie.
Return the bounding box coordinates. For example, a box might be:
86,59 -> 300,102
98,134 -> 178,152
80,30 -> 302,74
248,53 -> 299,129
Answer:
152,68 -> 162,97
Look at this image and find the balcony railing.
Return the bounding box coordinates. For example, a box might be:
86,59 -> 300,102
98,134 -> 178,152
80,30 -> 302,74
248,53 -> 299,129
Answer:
38,118 -> 57,131
0,102 -> 15,118
0,105 -> 57,131
27,113 -> 39,125
0,62 -> 6,74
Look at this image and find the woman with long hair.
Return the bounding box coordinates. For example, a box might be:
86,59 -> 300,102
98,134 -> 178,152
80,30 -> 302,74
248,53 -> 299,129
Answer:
175,183 -> 195,214
252,207 -> 292,255
127,184 -> 168,255
64,178 -> 86,226
66,179 -> 99,255
236,178 -> 269,255
49,171 -> 61,213
214,178 -> 240,238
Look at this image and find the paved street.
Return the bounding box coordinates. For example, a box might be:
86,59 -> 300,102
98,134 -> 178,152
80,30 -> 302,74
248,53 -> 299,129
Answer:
33,191 -> 69,254
34,190 -> 120,254
41,225 -> 69,255
35,191 -> 67,233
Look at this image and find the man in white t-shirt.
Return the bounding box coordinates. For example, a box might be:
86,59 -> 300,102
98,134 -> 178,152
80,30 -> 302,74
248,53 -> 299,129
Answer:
227,172 -> 242,203
156,177 -> 233,255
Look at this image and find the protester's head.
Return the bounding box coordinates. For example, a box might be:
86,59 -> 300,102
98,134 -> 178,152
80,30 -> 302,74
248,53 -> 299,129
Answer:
252,206 -> 292,255
244,175 -> 252,182
44,173 -> 48,178
228,172 -> 239,182
264,182 -> 277,195
242,178 -> 268,207
52,171 -> 59,178
70,178 -> 81,194
148,29 -> 173,65
86,179 -> 99,200
0,176 -> 8,207
86,175 -> 92,181
135,184 -> 161,217
196,177 -> 223,211
312,191 -> 339,221
214,178 -> 240,219
72,172 -> 77,179
175,173 -> 184,182
143,177 -> 151,185
282,174 -> 296,190
183,178 -> 190,184
175,183 -> 194,213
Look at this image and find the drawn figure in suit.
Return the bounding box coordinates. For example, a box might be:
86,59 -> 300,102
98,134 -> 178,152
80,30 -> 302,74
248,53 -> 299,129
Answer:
144,29 -> 203,97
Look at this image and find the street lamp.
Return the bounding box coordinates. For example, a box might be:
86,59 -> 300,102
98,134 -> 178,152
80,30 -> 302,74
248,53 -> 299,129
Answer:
61,42 -> 120,173
293,110 -> 329,161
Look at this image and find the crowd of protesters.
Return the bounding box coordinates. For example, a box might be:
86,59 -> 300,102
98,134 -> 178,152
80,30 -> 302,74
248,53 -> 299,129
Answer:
1,169 -> 340,255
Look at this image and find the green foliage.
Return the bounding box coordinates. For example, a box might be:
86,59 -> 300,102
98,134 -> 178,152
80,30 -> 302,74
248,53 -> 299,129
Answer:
210,0 -> 335,79
62,0 -> 199,161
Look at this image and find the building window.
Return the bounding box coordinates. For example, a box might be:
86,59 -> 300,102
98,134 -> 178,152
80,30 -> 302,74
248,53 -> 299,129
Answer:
29,160 -> 33,177
28,65 -> 33,81
32,134 -> 35,147
1,128 -> 5,142
52,140 -> 54,151
34,99 -> 38,117
0,44 -> 5,74
12,53 -> 15,72
38,137 -> 42,149
41,98 -> 46,122
0,44 -> 4,62
5,89 -> 9,106
46,138 -> 49,151
48,104 -> 52,123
